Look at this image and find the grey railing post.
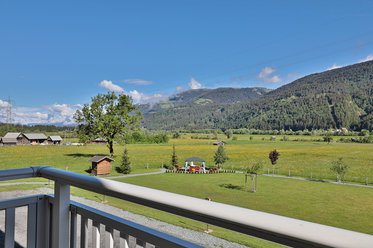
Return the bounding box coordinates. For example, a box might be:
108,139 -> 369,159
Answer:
52,181 -> 70,248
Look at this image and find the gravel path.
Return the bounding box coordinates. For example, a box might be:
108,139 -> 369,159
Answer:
0,188 -> 249,248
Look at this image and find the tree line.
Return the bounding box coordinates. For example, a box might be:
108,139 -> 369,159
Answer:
0,123 -> 74,136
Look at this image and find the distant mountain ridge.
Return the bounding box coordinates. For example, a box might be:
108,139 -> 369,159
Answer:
138,87 -> 272,115
142,60 -> 373,131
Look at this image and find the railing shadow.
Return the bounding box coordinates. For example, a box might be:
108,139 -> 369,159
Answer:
65,153 -> 108,158
0,229 -> 23,248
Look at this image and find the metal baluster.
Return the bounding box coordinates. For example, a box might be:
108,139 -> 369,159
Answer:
120,233 -> 130,248
105,226 -> 114,248
92,221 -> 100,248
70,207 -> 78,248
5,207 -> 15,248
80,216 -> 89,248
27,203 -> 37,248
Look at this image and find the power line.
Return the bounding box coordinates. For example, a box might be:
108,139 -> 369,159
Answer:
5,97 -> 13,124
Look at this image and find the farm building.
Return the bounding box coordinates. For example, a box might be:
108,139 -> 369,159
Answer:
0,136 -> 16,146
213,140 -> 226,146
90,138 -> 107,144
47,135 -> 62,145
1,132 -> 30,145
23,133 -> 48,144
89,156 -> 114,176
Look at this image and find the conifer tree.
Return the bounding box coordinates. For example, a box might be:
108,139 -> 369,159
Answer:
214,145 -> 228,169
171,144 -> 178,169
117,148 -> 131,174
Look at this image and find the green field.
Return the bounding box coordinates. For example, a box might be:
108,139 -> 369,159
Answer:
1,134 -> 373,247
1,134 -> 373,183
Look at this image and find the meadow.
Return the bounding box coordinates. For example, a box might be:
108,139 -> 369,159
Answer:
1,134 -> 373,246
0,133 -> 373,184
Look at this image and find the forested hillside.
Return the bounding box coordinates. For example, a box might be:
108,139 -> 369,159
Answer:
138,87 -> 271,115
0,124 -> 74,136
142,60 -> 373,131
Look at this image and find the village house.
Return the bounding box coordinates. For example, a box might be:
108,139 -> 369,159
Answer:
88,156 -> 114,176
23,133 -> 48,144
0,132 -> 30,146
47,135 -> 62,145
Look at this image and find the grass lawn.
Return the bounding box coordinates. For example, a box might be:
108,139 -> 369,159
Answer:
113,173 -> 373,236
0,184 -> 47,192
69,186 -> 283,248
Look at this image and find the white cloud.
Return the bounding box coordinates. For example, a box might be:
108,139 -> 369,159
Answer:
188,77 -> 202,89
123,78 -> 153,85
99,80 -> 124,93
257,67 -> 282,83
327,63 -> 342,70
0,103 -> 82,125
175,86 -> 184,93
0,99 -> 11,108
97,78 -> 169,105
128,90 -> 168,105
359,54 -> 373,63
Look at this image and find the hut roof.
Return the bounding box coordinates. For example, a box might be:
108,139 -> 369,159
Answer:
3,132 -> 22,139
89,156 -> 114,163
23,133 -> 47,140
185,157 -> 205,162
213,140 -> 226,145
1,137 -> 17,143
48,135 -> 62,141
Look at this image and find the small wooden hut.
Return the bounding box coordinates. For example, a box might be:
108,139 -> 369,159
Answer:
47,135 -> 62,145
89,156 -> 114,176
90,138 -> 108,144
213,140 -> 226,146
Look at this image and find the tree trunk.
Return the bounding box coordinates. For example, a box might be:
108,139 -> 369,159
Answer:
251,174 -> 255,193
255,174 -> 257,192
109,141 -> 114,157
245,174 -> 248,192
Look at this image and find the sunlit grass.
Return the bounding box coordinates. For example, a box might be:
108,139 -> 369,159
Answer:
1,134 -> 373,183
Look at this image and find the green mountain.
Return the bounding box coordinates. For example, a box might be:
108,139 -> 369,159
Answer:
142,60 -> 373,131
138,87 -> 271,115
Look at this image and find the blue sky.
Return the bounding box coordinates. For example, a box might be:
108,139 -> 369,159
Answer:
1,0 -> 373,125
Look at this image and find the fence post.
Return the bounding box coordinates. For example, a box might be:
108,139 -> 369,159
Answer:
52,181 -> 70,248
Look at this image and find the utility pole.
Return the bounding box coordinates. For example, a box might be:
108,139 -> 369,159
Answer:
5,96 -> 13,124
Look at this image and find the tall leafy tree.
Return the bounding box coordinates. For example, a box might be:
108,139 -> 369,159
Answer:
225,130 -> 233,139
269,149 -> 280,165
330,158 -> 349,183
74,92 -> 141,156
214,145 -> 228,169
269,149 -> 280,174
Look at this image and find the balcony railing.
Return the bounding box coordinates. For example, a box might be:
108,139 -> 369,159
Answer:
1,166 -> 373,248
